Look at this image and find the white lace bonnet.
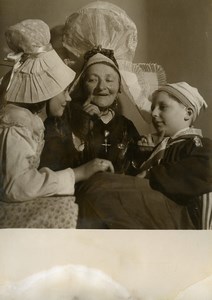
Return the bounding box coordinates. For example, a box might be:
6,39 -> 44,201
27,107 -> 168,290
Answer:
4,19 -> 75,104
63,1 -> 166,122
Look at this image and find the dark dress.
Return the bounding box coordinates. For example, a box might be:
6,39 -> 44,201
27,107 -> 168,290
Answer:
84,113 -> 141,174
76,131 -> 212,229
40,102 -> 142,174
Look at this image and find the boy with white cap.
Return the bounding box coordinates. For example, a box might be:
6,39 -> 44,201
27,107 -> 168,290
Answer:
76,82 -> 212,229
137,81 -> 208,175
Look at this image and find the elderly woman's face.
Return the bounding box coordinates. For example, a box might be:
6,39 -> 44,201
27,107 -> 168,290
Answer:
83,63 -> 120,109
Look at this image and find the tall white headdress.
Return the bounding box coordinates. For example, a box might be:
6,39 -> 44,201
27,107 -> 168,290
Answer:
63,1 -> 166,123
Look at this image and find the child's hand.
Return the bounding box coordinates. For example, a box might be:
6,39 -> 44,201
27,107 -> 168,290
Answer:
138,131 -> 166,150
137,134 -> 155,152
83,96 -> 101,117
138,134 -> 155,147
73,158 -> 114,182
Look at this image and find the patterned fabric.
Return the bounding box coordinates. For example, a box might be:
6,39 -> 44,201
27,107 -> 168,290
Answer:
0,196 -> 78,228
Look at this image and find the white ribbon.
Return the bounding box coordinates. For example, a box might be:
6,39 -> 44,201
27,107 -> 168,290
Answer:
5,43 -> 53,92
5,52 -> 24,91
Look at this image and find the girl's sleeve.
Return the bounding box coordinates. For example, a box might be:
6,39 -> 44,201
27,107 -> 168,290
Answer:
149,138 -> 212,197
2,126 -> 75,202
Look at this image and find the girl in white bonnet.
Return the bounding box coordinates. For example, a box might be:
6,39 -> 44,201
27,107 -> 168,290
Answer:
76,82 -> 212,229
0,19 -> 114,228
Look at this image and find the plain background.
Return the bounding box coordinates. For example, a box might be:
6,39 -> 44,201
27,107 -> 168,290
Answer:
0,0 -> 211,137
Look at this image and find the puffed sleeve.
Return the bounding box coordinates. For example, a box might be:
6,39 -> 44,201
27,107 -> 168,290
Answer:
1,126 -> 75,202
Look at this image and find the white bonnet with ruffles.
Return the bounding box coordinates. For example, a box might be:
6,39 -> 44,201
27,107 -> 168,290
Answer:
63,1 -> 137,62
4,19 -> 76,104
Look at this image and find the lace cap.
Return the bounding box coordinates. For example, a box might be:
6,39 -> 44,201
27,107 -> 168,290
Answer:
4,19 -> 76,103
63,1 -> 137,62
63,1 -> 167,123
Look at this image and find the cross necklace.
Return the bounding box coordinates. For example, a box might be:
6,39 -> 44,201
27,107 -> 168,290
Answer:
102,130 -> 111,153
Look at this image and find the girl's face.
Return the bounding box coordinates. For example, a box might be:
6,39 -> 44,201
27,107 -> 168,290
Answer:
49,89 -> 71,117
151,91 -> 190,136
83,63 -> 120,109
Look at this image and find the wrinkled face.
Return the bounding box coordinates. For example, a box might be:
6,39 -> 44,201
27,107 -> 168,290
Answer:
49,88 -> 71,117
151,91 -> 189,136
83,63 -> 120,109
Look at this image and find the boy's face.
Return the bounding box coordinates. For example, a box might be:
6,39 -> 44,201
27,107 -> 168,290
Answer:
151,91 -> 190,137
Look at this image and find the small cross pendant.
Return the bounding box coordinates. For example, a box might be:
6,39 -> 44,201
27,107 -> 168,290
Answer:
102,130 -> 111,153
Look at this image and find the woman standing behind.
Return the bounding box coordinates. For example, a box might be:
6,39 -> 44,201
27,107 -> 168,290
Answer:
0,19 -> 113,228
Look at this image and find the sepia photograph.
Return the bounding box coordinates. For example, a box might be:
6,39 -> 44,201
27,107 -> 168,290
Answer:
0,0 -> 212,298
0,0 -> 211,230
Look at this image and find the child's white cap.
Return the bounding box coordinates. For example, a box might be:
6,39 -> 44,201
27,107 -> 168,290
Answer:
4,19 -> 76,104
158,82 -> 208,121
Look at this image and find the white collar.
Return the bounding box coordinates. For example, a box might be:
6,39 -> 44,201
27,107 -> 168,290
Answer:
171,127 -> 203,139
